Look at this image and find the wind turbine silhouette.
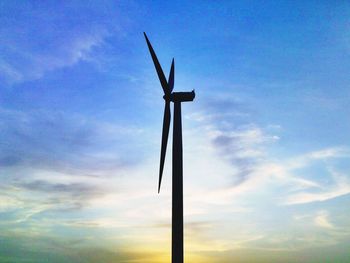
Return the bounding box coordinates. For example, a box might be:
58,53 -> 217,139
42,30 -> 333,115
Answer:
144,32 -> 195,263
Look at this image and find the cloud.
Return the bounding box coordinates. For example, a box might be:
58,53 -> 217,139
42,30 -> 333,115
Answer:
284,184 -> 350,205
307,148 -> 350,159
0,60 -> 23,83
285,147 -> 350,170
18,180 -> 103,200
0,174 -> 114,226
212,148 -> 350,206
0,31 -> 106,85
188,93 -> 350,209
0,108 -> 138,175
0,2 -> 113,85
190,93 -> 280,187
284,166 -> 350,205
8,179 -> 107,215
314,211 -> 334,229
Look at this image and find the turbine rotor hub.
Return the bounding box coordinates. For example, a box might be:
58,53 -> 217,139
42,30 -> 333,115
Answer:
163,94 -> 171,101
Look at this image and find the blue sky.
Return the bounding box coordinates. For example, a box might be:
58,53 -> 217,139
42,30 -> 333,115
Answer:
1,1 -> 350,262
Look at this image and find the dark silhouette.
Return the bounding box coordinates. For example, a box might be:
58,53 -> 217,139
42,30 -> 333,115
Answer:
144,32 -> 195,263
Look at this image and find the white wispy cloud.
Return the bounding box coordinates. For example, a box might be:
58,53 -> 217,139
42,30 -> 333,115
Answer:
284,166 -> 350,205
0,60 -> 23,83
285,147 -> 350,170
0,31 -> 106,85
0,2 -> 116,85
314,210 -> 334,229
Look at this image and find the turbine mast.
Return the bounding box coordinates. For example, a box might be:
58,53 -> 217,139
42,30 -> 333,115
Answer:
172,101 -> 183,263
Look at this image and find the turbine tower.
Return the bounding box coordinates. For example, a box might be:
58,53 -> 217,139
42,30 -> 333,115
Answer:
144,32 -> 195,263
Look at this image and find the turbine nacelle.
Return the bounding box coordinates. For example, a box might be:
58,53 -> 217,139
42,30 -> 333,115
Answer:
163,90 -> 196,102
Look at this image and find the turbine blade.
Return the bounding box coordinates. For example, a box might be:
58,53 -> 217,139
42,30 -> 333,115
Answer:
158,100 -> 171,193
168,58 -> 175,92
144,32 -> 170,95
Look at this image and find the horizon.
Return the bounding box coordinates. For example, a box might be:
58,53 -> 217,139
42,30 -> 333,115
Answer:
1,1 -> 350,262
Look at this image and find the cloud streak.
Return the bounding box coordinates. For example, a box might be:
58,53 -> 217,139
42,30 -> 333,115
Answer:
0,2 -> 115,85
284,168 -> 350,205
314,211 -> 334,229
0,108 -> 139,175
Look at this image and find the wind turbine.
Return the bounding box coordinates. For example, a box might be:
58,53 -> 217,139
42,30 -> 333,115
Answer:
144,32 -> 195,263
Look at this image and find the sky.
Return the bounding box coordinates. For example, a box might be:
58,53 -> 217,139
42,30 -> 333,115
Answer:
1,1 -> 350,262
